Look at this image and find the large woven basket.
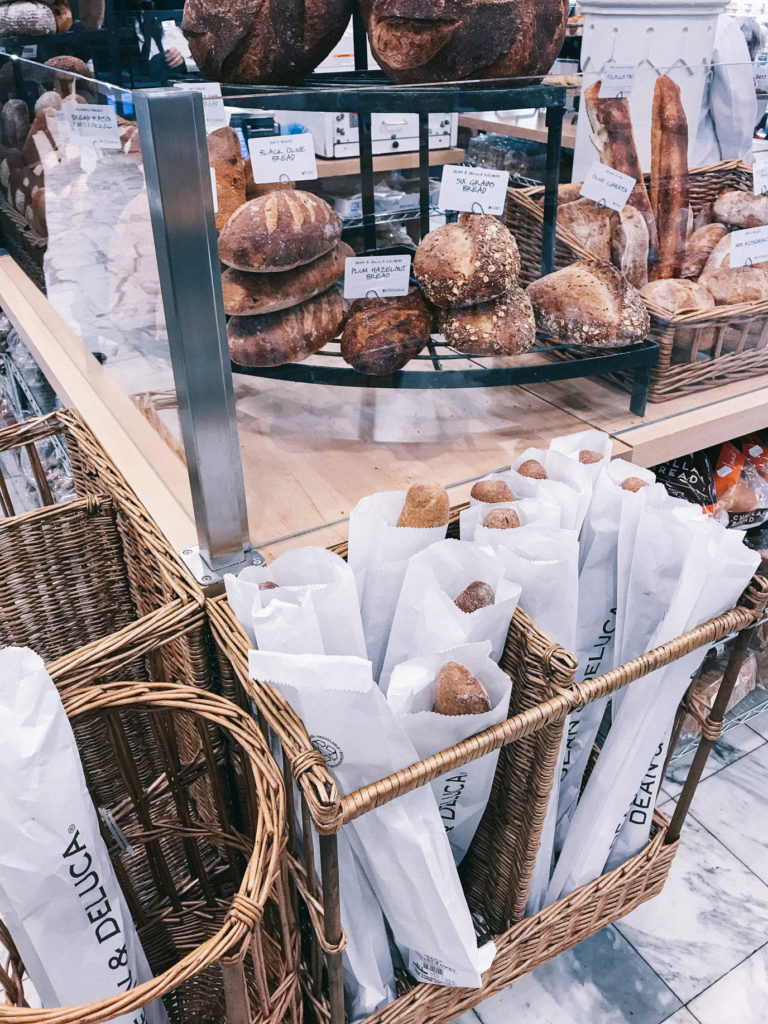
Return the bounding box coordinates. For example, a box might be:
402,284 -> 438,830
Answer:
505,161 -> 767,402
0,194 -> 46,292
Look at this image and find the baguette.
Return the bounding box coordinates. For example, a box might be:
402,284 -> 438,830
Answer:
583,81 -> 659,271
649,75 -> 689,281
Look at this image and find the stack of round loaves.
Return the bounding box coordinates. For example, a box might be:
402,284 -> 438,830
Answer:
219,189 -> 350,366
414,212 -> 536,356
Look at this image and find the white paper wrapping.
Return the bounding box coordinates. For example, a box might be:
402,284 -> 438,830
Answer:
249,650 -> 495,989
0,648 -> 168,1024
508,448 -> 593,533
347,491 -> 449,680
549,428 -> 613,482
459,498 -> 562,544
386,642 -> 513,863
379,540 -> 521,692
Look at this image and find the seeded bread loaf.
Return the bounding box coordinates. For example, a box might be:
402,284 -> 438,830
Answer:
223,242 -> 352,316
228,284 -> 345,366
0,2 -> 55,34
218,191 -> 343,272
414,212 -> 520,308
340,289 -> 432,375
207,126 -> 246,233
437,286 -> 535,355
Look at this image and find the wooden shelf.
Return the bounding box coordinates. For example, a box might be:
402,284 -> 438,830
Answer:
315,147 -> 465,179
459,112 -> 578,149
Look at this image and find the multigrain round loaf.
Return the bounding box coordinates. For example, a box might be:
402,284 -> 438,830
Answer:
414,212 -> 520,308
340,289 -> 432,375
526,260 -> 650,347
639,279 -> 715,316
223,243 -> 352,316
218,192 -> 342,272
228,284 -> 345,366
208,126 -> 246,233
437,286 -> 535,355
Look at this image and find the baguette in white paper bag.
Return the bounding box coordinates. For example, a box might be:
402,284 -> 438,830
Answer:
387,642 -> 513,863
348,491 -> 450,680
249,650 -> 495,988
379,540 -> 520,692
0,648 -> 168,1024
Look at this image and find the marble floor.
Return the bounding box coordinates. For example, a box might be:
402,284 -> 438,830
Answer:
454,710 -> 768,1024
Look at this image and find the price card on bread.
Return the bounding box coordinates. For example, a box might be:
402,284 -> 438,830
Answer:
438,165 -> 509,216
754,160 -> 768,197
730,225 -> 768,268
344,254 -> 412,299
63,104 -> 120,149
579,161 -> 635,212
174,82 -> 228,132
248,134 -> 318,183
598,64 -> 636,99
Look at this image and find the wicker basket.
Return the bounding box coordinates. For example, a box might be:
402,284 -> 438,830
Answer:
505,161 -> 767,402
0,195 -> 46,292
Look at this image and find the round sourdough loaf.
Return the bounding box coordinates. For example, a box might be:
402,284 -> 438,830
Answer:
639,278 -> 715,316
228,284 -> 345,366
414,212 -> 520,308
526,259 -> 650,347
437,286 -> 535,355
359,0 -> 568,84
218,191 -> 343,272
0,2 -> 55,35
340,290 -> 432,375
223,242 -> 353,316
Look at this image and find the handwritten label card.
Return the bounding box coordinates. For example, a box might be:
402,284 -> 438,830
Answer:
64,104 -> 121,149
175,82 -> 228,132
730,226 -> 768,268
438,165 -> 509,215
344,254 -> 411,299
580,161 -> 635,212
754,160 -> 768,197
598,64 -> 636,99
248,134 -> 318,183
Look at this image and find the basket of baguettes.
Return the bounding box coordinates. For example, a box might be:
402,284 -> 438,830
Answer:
206,428 -> 768,1024
506,74 -> 768,401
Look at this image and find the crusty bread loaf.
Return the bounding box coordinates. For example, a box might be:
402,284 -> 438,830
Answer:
470,480 -> 514,503
649,75 -> 689,281
713,190 -> 768,229
698,266 -> 768,306
218,191 -> 342,272
208,126 -> 246,233
435,661 -> 491,716
611,205 -> 649,288
223,242 -> 352,316
45,55 -> 90,78
454,581 -> 495,614
557,182 -> 587,206
228,284 -> 345,366
681,223 -> 729,279
639,278 -> 715,316
360,0 -> 568,84
701,232 -> 734,274
414,213 -> 520,308
26,187 -> 46,236
340,290 -> 432,375
437,286 -> 535,356
51,2 -> 73,31
245,160 -> 295,200
182,0 -> 351,84
397,482 -> 451,528
0,146 -> 24,192
0,2 -> 55,35
557,197 -> 617,263
583,81 -> 659,271
1,100 -> 29,151
22,109 -> 57,164
526,260 -> 650,347
34,92 -> 62,114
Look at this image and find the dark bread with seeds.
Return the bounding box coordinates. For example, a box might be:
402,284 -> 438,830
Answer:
438,286 -> 535,355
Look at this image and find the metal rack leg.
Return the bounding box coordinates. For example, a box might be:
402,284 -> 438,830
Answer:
629,361 -> 652,417
541,105 -> 563,278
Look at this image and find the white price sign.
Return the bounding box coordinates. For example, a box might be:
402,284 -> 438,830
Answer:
21,45 -> 37,59
730,225 -> 768,268
247,134 -> 318,183
64,103 -> 120,148
598,64 -> 636,99
344,254 -> 411,299
437,165 -> 509,215
174,82 -> 228,132
754,160 -> 768,197
580,161 -> 636,212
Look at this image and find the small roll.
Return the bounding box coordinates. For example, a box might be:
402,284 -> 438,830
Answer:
621,477 -> 648,492
435,662 -> 492,716
483,508 -> 520,530
517,459 -> 547,480
396,482 -> 451,529
579,449 -> 603,464
454,581 -> 495,613
470,480 -> 514,503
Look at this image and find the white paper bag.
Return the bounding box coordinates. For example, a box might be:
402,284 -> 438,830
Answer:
379,540 -> 521,692
508,448 -> 592,533
460,498 -> 561,544
250,650 -> 495,988
348,491 -> 450,680
549,428 -> 613,475
0,648 -> 168,1024
386,642 -> 513,863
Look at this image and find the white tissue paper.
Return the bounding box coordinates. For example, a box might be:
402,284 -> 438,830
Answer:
0,647 -> 168,1024
347,491 -> 449,680
249,650 -> 495,989
459,498 -> 561,543
379,540 -> 521,692
386,642 -> 513,863
508,448 -> 593,533
549,428 -> 613,481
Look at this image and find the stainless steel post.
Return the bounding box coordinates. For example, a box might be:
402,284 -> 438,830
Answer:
134,88 -> 262,581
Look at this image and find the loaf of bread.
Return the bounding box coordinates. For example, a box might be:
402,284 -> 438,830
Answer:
414,213 -> 520,308
228,284 -> 345,366
45,55 -> 90,78
470,480 -> 514,503
22,109 -> 57,164
483,507 -> 520,529
359,0 -> 568,84
218,192 -> 342,272
557,197 -> 617,263
517,458 -> 547,479
435,662 -> 492,715
1,100 -> 29,151
454,581 -> 495,613
26,187 -> 46,236
621,477 -> 647,493
639,278 -> 715,316
34,92 -> 62,115
182,0 -> 351,84
340,290 -> 432,375
698,267 -> 768,306
51,2 -> 73,31
77,0 -> 104,29
223,243 -> 352,316
526,260 -> 650,347
583,81 -> 659,270
0,146 -> 24,192
0,2 -> 55,34
437,286 -> 535,356
208,126 -> 246,233
397,482 -> 451,528
681,223 -> 729,279
713,190 -> 768,229
650,75 -> 689,281
611,205 -> 649,289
